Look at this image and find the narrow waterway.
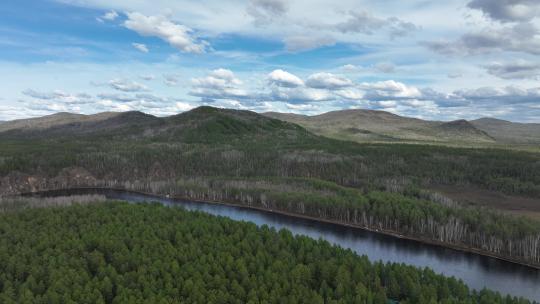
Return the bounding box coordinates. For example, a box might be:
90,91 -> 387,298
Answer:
32,188 -> 540,302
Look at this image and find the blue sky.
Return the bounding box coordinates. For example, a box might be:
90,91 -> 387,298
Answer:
0,0 -> 539,122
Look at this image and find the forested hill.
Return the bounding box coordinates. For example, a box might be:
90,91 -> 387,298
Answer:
0,106 -> 311,143
1,106 -> 540,266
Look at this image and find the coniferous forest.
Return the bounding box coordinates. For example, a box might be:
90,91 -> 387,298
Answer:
0,201 -> 534,304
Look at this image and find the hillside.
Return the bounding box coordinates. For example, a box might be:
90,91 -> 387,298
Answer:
264,109 -> 497,144
471,118 -> 540,145
0,106 -> 311,143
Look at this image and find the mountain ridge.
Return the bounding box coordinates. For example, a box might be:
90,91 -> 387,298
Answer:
264,109 -> 495,144
0,106 -> 311,143
1,107 -> 538,145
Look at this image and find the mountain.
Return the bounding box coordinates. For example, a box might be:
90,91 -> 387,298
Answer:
471,118 -> 540,145
0,106 -> 311,143
3,108 -> 538,146
264,109 -> 495,144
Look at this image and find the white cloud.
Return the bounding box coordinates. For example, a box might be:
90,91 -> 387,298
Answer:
190,69 -> 248,100
174,101 -> 195,112
286,103 -> 319,111
97,10 -> 118,22
270,87 -> 334,103
340,64 -> 362,73
334,89 -> 364,100
360,80 -> 423,100
132,43 -> 149,53
124,12 -> 207,54
306,72 -> 353,89
268,69 -> 304,88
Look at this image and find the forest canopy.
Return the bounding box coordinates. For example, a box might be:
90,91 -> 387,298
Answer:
0,201 -> 533,304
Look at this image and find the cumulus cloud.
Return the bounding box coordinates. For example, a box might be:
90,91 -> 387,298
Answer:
306,73 -> 353,89
96,92 -> 195,115
334,89 -> 365,100
468,0 -> 540,23
267,69 -> 304,88
124,12 -> 207,54
247,0 -> 288,26
109,79 -> 149,92
269,87 -> 334,103
360,80 -> 422,101
483,60 -> 540,79
97,10 -> 118,22
190,69 -> 248,100
132,43 -> 149,53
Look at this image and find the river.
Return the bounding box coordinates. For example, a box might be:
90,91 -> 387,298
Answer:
31,188 -> 540,302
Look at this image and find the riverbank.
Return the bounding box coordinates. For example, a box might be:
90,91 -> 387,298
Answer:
17,186 -> 540,271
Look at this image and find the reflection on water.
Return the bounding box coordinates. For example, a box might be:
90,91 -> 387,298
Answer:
30,188 -> 540,302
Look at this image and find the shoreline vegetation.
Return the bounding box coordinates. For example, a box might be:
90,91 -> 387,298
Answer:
0,197 -> 535,303
11,185 -> 540,270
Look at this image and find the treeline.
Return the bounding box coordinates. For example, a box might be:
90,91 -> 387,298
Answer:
102,176 -> 540,266
1,138 -> 540,198
0,202 -> 533,303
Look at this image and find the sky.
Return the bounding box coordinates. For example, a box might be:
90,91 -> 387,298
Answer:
0,0 -> 539,122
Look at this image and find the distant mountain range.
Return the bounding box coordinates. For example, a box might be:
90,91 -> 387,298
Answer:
264,109 -> 540,145
0,108 -> 539,145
